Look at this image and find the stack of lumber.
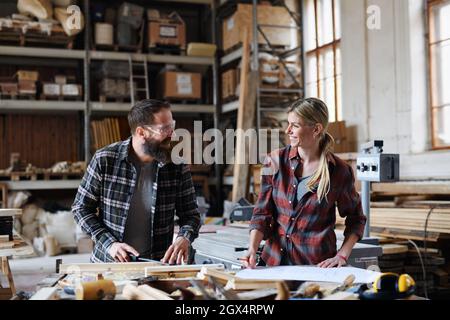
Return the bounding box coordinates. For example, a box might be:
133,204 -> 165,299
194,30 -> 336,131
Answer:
369,207 -> 450,242
336,207 -> 450,242
378,243 -> 408,274
90,118 -> 121,151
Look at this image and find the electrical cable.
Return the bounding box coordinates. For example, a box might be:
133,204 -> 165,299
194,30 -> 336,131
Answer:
407,239 -> 428,299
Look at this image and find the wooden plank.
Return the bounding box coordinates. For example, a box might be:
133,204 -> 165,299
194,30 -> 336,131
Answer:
0,235 -> 34,257
29,287 -> 58,300
381,244 -> 408,255
0,242 -> 14,249
225,279 -> 280,290
0,209 -> 22,217
232,27 -> 257,202
372,182 -> 450,195
144,263 -> 225,276
59,262 -> 162,274
196,267 -> 236,285
0,235 -> 9,243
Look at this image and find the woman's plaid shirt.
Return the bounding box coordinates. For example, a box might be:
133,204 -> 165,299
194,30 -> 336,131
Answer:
72,137 -> 201,262
250,146 -> 366,266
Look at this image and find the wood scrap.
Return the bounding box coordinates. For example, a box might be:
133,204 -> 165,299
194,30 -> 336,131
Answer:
275,281 -> 290,300
29,287 -> 58,300
196,267 -> 236,285
122,284 -> 173,300
224,279 -> 279,291
59,261 -> 162,274
143,263 -> 225,277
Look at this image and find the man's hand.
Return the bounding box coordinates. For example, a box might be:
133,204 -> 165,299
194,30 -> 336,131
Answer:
161,236 -> 190,265
318,254 -> 347,268
108,242 -> 139,262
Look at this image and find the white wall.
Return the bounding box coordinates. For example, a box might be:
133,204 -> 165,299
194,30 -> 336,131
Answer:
340,0 -> 450,179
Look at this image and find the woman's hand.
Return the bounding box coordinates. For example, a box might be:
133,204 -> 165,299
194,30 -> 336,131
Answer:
318,254 -> 347,268
239,249 -> 258,269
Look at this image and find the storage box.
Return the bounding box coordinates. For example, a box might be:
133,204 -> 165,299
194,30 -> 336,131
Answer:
148,11 -> 186,49
221,69 -> 238,100
18,80 -> 36,95
0,82 -> 18,96
328,121 -> 350,153
42,83 -> 61,96
118,2 -> 144,29
222,4 -> 292,52
157,71 -> 201,100
54,75 -> 67,85
62,84 -> 82,96
16,70 -> 39,82
187,43 -> 217,57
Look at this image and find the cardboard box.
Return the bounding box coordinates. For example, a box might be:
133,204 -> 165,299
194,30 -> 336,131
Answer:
54,75 -> 67,84
187,43 -> 217,57
221,69 -> 238,99
222,4 -> 292,52
77,238 -> 94,254
148,11 -> 186,49
0,82 -> 18,95
328,121 -> 350,153
18,80 -> 36,95
118,2 -> 144,29
42,83 -> 61,96
16,70 -> 39,82
158,71 -> 201,99
62,84 -> 82,96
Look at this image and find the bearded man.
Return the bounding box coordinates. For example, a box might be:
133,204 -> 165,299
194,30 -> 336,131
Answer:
72,99 -> 200,264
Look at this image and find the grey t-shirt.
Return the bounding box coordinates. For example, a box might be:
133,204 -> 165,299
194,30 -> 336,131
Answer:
297,175 -> 311,203
122,157 -> 155,257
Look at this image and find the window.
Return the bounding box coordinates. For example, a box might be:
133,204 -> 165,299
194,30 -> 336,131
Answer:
428,0 -> 450,149
305,0 -> 341,122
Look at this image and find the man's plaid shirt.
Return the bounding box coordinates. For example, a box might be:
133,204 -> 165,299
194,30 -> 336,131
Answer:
72,137 -> 201,262
250,145 -> 366,266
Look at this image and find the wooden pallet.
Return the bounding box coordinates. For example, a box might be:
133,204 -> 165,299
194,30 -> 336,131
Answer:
0,93 -> 35,100
0,20 -> 75,49
148,44 -> 186,55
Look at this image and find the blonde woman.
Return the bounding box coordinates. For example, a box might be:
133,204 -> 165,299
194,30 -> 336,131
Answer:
242,98 -> 366,268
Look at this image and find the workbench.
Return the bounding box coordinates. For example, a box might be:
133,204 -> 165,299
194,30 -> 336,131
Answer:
192,226 -> 382,270
0,234 -> 34,300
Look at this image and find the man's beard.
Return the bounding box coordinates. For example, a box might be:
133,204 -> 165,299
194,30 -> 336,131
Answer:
142,137 -> 173,163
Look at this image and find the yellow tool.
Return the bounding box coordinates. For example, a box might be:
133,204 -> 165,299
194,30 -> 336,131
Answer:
359,273 -> 416,300
75,279 -> 116,300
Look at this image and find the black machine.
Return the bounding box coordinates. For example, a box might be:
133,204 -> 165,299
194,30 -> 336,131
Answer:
229,198 -> 255,223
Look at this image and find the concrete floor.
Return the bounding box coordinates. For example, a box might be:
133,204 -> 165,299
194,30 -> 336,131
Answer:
3,254 -> 90,294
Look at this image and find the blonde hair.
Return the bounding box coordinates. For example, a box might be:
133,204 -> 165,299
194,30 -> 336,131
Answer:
288,98 -> 334,203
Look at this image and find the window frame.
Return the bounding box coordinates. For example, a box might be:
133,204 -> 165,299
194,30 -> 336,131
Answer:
305,0 -> 341,122
427,0 -> 450,150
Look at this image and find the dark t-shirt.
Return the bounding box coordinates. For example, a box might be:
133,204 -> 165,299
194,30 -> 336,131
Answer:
122,157 -> 154,257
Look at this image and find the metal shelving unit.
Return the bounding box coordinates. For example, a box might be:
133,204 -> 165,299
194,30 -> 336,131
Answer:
0,0 -> 222,199
91,102 -> 215,114
5,180 -> 82,191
